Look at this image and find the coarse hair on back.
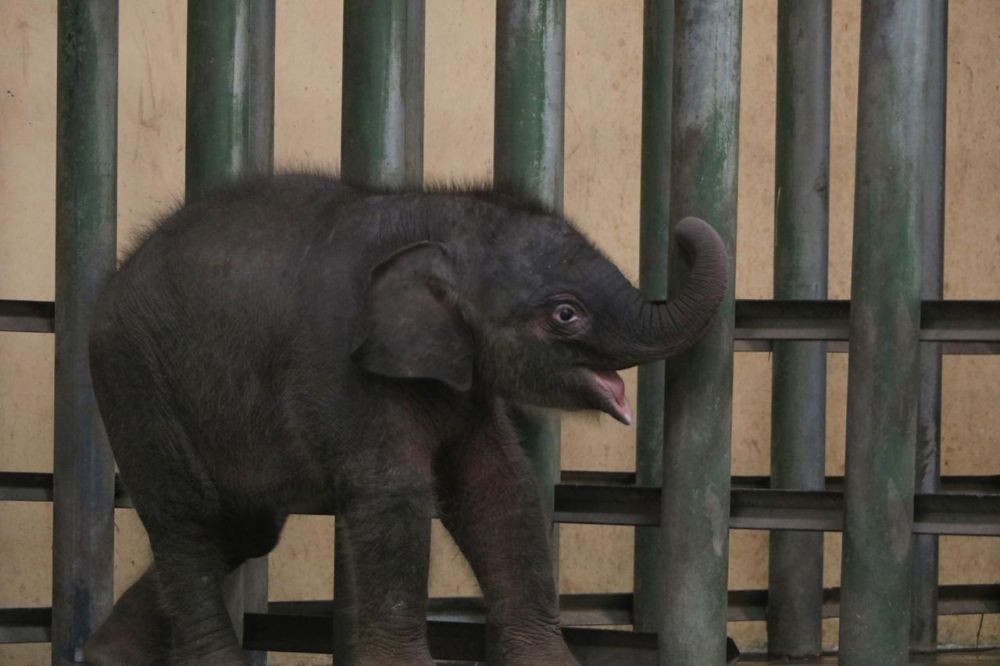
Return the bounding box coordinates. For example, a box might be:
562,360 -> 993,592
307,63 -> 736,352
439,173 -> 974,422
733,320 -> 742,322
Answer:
115,168 -> 571,269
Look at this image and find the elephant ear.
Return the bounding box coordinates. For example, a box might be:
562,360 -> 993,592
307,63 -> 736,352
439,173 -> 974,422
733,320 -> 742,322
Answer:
352,242 -> 474,391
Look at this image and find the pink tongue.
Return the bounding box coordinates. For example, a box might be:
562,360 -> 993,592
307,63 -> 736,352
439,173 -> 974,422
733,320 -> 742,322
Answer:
592,369 -> 633,425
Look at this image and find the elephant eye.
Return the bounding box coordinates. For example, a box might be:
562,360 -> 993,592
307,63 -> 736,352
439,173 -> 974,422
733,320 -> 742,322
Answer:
553,304 -> 579,325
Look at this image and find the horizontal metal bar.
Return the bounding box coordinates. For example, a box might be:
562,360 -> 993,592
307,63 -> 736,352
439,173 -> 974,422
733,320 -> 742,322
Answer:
243,614 -> 739,664
0,607 -> 51,644
4,299 -> 998,344
264,586 -> 1000,628
734,299 -> 1000,354
7,470 -> 997,500
562,471 -> 1000,494
6,584 -> 996,647
0,300 -> 55,333
3,472 -> 999,535
0,472 -> 129,505
735,300 -> 850,341
269,593 -> 633,628
555,485 -> 1000,536
245,613 -> 654,660
0,472 -> 56,502
734,299 -> 1000,343
735,340 -> 1000,354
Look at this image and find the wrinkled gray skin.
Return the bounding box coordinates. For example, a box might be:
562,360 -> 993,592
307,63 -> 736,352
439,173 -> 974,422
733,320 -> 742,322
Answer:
84,174 -> 727,665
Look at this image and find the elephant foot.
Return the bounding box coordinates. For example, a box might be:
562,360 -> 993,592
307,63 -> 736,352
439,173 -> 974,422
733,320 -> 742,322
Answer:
168,645 -> 248,666
355,648 -> 434,666
83,629 -> 167,666
355,641 -> 435,666
487,623 -> 579,666
83,569 -> 169,665
493,648 -> 578,666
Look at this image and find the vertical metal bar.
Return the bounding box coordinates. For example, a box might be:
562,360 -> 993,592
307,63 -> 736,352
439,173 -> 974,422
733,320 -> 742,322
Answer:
52,2 -> 118,664
910,1 -> 948,653
186,1 -> 274,656
337,2 -> 425,662
242,3 -> 276,663
633,0 -> 674,634
659,1 -> 740,664
342,0 -> 423,189
494,1 -> 565,212
403,1 -> 426,186
767,1 -> 830,659
247,0 -> 276,176
185,0 -> 254,200
839,2 -> 934,663
494,0 -> 566,578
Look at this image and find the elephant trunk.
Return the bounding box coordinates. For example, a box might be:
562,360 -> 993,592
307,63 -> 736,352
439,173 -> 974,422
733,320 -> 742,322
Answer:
615,217 -> 728,365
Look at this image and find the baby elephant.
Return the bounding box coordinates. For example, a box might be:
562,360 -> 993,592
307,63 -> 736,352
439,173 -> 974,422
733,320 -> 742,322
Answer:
84,174 -> 727,665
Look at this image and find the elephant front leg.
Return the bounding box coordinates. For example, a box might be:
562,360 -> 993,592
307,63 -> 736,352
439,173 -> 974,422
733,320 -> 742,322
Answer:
437,408 -> 578,666
150,535 -> 247,666
336,477 -> 436,666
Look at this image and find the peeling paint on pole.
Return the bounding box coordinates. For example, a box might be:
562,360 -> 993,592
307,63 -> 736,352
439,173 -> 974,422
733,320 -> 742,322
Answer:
840,2 -> 935,663
911,1 -> 947,653
659,1 -> 741,664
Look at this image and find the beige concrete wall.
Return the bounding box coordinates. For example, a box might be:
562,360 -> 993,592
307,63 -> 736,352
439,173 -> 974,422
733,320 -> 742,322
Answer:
1,1 -> 998,662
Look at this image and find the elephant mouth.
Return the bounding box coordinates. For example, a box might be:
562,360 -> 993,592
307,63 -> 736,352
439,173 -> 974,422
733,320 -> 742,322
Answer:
584,368 -> 633,426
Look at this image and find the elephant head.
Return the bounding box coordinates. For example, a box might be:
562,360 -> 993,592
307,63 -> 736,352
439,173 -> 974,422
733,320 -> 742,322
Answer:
353,195 -> 728,424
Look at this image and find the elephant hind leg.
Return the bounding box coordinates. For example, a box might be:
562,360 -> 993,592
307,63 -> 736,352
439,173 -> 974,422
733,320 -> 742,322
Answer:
84,567 -> 169,665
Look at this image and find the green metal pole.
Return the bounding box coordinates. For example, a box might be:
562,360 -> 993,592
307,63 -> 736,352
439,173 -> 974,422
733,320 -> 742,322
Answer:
243,3 -> 276,664
767,1 -> 830,659
494,0 -> 566,577
659,1 -> 740,664
495,1 -> 565,212
247,0 -> 276,177
53,3 -> 118,663
186,0 -> 254,200
337,2 -> 425,662
633,0 -> 674,634
341,0 -> 424,188
911,1 -> 947,654
839,2 -> 934,663
186,2 -> 275,658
